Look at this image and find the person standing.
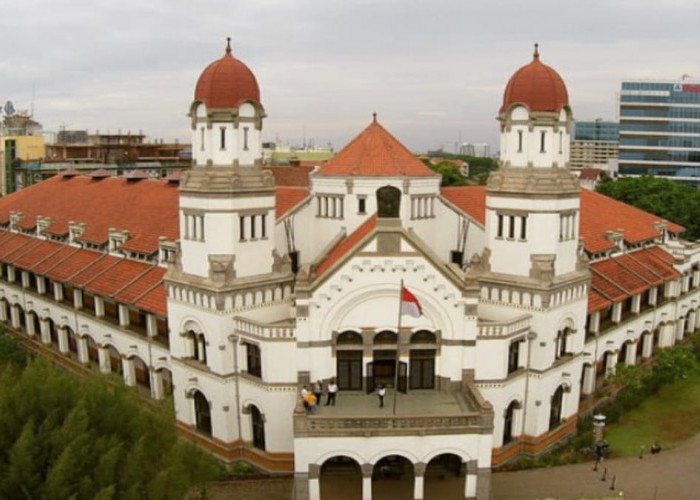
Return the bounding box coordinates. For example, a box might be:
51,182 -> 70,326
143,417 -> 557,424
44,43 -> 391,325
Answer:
326,379 -> 338,406
313,380 -> 322,406
378,385 -> 386,408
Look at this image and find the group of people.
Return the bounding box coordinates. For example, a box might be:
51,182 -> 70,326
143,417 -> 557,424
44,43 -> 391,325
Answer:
300,379 -> 338,413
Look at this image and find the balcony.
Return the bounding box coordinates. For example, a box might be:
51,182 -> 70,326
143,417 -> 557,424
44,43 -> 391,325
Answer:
477,315 -> 530,339
294,386 -> 492,438
234,316 -> 295,340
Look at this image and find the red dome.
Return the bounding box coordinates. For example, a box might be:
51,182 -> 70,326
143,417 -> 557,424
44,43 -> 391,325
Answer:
194,39 -> 260,109
500,44 -> 568,114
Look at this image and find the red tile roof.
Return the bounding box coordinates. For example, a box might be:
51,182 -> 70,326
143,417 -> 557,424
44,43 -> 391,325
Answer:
588,289 -> 611,313
44,249 -> 105,282
71,254 -> 121,288
276,187 -> 309,219
135,284 -> 167,317
440,186 -> 486,225
194,42 -> 260,109
0,175 -> 179,254
11,240 -> 63,270
590,269 -> 628,302
33,245 -> 80,275
591,259 -> 648,295
83,259 -> 154,298
0,233 -> 34,261
317,118 -> 435,177
440,186 -> 683,254
615,254 -> 664,286
628,247 -> 679,280
314,215 -> 378,277
114,266 -> 166,305
266,166 -> 314,187
580,190 -> 683,253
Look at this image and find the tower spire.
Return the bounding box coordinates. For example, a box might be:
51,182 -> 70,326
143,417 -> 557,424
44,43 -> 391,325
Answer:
533,43 -> 539,59
226,37 -> 232,54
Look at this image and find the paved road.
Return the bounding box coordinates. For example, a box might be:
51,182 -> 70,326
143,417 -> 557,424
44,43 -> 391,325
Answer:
492,432 -> 700,499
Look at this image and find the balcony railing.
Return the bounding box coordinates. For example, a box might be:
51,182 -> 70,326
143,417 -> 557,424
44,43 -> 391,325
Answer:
477,315 -> 530,338
234,316 -> 295,340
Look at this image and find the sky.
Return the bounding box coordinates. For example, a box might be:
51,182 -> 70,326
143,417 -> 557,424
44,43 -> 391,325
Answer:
2,0 -> 700,154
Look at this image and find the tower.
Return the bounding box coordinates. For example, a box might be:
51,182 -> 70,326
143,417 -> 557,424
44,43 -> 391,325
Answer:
486,44 -> 582,280
178,38 -> 277,281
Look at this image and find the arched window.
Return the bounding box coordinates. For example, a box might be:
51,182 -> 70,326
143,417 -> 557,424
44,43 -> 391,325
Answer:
503,401 -> 519,444
549,386 -> 565,430
194,390 -> 212,436
376,185 -> 401,218
251,405 -> 265,450
374,331 -> 397,345
337,331 -> 363,345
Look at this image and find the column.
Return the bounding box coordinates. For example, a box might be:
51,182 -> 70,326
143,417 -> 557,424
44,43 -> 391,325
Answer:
625,342 -> 637,366
661,323 -> 675,347
40,318 -> 51,345
151,370 -> 164,400
465,460 -> 478,499
361,463 -> 373,500
98,345 -> 111,374
118,305 -> 129,327
77,336 -> 89,364
676,318 -> 686,341
10,304 -> 20,329
413,463 -> 426,500
122,357 -> 136,386
307,464 -> 320,500
0,300 -> 7,322
197,336 -> 206,362
57,326 -> 69,354
642,334 -> 653,358
581,364 -> 596,395
604,352 -> 616,376
26,314 -> 36,337
687,310 -> 697,333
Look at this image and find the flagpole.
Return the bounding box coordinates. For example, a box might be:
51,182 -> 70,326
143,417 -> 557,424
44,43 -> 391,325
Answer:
393,279 -> 403,415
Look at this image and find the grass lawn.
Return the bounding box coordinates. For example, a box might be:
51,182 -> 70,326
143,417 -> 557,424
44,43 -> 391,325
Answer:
605,371 -> 700,457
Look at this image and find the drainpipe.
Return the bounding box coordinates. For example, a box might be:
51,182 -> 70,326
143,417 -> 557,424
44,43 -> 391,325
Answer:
520,331 -> 537,456
229,334 -> 243,456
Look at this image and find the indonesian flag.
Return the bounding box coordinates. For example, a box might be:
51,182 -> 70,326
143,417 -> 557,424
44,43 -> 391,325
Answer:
400,286 -> 423,317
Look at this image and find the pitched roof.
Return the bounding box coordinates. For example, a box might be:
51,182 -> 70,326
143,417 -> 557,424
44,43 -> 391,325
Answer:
439,186 -> 684,254
276,187 -> 309,219
0,175 -> 179,254
314,215 -> 377,277
441,186 -> 486,225
266,166 -> 314,187
316,118 -> 435,177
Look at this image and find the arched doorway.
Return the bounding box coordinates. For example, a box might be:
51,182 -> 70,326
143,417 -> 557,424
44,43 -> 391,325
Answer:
47,318 -> 59,350
336,331 -> 363,391
409,330 -> 436,390
158,367 -> 173,397
425,454 -> 464,500
193,390 -> 212,436
107,345 -> 122,374
86,336 -> 100,368
319,456 -> 361,500
250,405 -> 265,450
549,385 -> 565,430
373,455 -> 414,500
66,326 -> 79,359
26,310 -> 40,337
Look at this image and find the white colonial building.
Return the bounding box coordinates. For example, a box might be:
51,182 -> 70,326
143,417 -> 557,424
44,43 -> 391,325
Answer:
0,41 -> 699,500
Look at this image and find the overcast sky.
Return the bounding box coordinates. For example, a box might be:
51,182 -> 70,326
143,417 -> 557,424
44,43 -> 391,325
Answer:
2,0 -> 700,154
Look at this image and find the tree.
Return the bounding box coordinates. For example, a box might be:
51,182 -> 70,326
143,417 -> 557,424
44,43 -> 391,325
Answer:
596,175 -> 700,240
0,359 -> 225,499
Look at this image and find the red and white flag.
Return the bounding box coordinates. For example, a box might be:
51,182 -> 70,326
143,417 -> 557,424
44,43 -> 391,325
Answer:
400,286 -> 423,317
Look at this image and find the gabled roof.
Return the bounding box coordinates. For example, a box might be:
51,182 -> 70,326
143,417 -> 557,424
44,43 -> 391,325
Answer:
266,166 -> 314,187
316,117 -> 435,177
314,215 -> 377,277
441,186 -> 486,225
276,187 -> 309,219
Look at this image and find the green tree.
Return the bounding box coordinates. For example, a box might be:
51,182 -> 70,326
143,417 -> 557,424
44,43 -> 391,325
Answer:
0,359 -> 225,499
596,175 -> 700,240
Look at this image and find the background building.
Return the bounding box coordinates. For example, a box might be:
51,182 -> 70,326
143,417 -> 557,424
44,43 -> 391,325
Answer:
618,79 -> 700,185
0,111 -> 45,195
570,119 -> 619,171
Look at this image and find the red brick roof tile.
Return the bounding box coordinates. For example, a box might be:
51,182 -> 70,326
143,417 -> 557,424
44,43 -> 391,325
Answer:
588,288 -> 611,313
0,175 -> 179,254
276,187 -> 309,219
314,215 -> 377,277
590,259 -> 649,296
71,254 -> 120,288
317,119 -> 435,177
44,250 -> 105,283
0,233 -> 34,261
83,259 -> 154,298
114,266 -> 166,304
590,269 -> 628,302
11,240 -> 64,270
615,254 -> 664,286
4,237 -> 42,264
628,248 -> 679,280
440,186 -> 486,225
134,284 -> 167,316
266,166 -> 314,187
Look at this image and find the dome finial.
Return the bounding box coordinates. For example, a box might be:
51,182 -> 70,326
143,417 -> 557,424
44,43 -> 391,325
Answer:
373,112 -> 377,123
226,37 -> 232,54
533,43 -> 539,59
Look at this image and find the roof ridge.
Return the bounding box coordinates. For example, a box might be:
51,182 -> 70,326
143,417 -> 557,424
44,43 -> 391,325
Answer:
614,255 -> 654,285
39,246 -> 81,275
128,269 -> 165,305
590,266 -> 629,297
626,250 -> 664,280
112,262 -> 159,298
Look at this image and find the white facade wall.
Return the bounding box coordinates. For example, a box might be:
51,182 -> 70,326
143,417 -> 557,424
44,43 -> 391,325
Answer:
500,107 -> 570,168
